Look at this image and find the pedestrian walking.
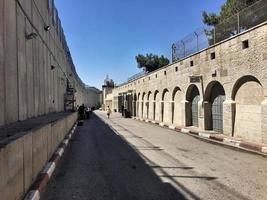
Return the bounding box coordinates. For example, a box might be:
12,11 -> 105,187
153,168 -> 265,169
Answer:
78,104 -> 85,120
107,106 -> 111,119
85,107 -> 90,119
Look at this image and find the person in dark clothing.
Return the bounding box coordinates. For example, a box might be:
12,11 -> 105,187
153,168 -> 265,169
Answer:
121,105 -> 124,116
78,104 -> 85,120
85,107 -> 90,119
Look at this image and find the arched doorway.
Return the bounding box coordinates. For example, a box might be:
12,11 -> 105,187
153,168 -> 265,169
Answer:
147,92 -> 152,119
162,89 -> 171,123
154,90 -> 160,121
141,92 -> 146,118
137,93 -> 141,117
133,94 -> 137,117
204,81 -> 225,132
172,87 -> 182,125
232,75 -> 264,142
186,85 -> 200,127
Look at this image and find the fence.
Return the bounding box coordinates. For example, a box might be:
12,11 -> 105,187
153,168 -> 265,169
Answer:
172,0 -> 267,62
127,71 -> 146,82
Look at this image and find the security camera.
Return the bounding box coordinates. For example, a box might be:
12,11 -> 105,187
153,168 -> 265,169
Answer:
26,32 -> 38,40
44,25 -> 51,31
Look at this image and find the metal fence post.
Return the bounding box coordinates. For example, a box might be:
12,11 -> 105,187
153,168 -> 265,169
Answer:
237,12 -> 240,34
194,32 -> 199,51
181,41 -> 186,58
213,27 -> 216,45
172,44 -> 176,62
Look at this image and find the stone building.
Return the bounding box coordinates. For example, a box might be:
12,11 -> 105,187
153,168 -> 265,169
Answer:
108,22 -> 267,145
0,0 -> 95,126
102,75 -> 115,110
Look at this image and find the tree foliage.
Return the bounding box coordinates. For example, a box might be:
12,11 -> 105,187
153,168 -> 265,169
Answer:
202,0 -> 260,26
135,54 -> 170,73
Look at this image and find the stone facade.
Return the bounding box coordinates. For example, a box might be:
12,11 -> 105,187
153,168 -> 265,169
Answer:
0,0 -> 94,126
109,23 -> 267,144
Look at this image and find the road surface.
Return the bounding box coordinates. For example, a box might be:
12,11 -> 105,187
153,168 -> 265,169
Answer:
42,111 -> 267,200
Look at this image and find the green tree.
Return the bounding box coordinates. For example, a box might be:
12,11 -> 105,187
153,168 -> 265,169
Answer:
135,54 -> 170,73
202,0 -> 260,26
202,0 -> 263,44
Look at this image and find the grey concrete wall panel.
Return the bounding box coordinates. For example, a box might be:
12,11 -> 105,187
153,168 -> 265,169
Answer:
26,19 -> 35,118
0,137 -> 24,200
17,7 -> 28,121
0,0 -> 5,126
0,112 -> 77,200
23,131 -> 33,193
32,124 -> 49,179
44,46 -> 48,114
0,0 -> 98,126
0,146 -> 8,200
4,0 -> 19,123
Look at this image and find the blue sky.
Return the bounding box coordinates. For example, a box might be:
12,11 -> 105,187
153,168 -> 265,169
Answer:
55,0 -> 225,89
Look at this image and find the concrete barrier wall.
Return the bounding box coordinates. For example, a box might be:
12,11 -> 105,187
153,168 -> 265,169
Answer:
0,0 -> 93,126
0,112 -> 77,200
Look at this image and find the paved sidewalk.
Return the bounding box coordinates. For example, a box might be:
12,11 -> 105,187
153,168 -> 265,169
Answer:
132,115 -> 267,156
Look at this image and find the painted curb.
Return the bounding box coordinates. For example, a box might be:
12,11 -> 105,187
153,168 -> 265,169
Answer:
262,147 -> 267,154
181,128 -> 190,133
199,132 -> 210,138
24,122 -> 78,200
169,125 -> 175,130
25,190 -> 40,200
239,141 -> 262,151
159,123 -> 165,127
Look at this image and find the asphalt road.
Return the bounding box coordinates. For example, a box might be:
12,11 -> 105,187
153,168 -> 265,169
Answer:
42,111 -> 267,200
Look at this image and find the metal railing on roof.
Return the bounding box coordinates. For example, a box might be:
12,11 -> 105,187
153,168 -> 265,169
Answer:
172,0 -> 267,62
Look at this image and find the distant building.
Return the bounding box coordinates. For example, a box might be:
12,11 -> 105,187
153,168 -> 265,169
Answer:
85,86 -> 102,108
102,75 -> 115,110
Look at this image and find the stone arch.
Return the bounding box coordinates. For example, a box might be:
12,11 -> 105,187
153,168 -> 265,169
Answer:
172,87 -> 182,125
137,92 -> 141,100
134,93 -> 137,101
141,92 -> 146,118
147,91 -> 152,119
162,89 -> 171,123
154,90 -> 159,101
162,89 -> 169,100
232,75 -> 262,100
204,81 -> 225,132
185,84 -> 200,127
133,93 -> 137,117
137,92 -> 141,117
126,93 -> 134,117
154,90 -> 160,121
232,75 -> 264,142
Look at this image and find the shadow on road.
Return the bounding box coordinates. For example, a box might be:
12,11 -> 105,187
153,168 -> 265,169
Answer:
43,113 -> 194,200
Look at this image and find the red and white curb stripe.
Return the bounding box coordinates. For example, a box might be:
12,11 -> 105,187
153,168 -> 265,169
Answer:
133,117 -> 267,155
24,123 -> 78,200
